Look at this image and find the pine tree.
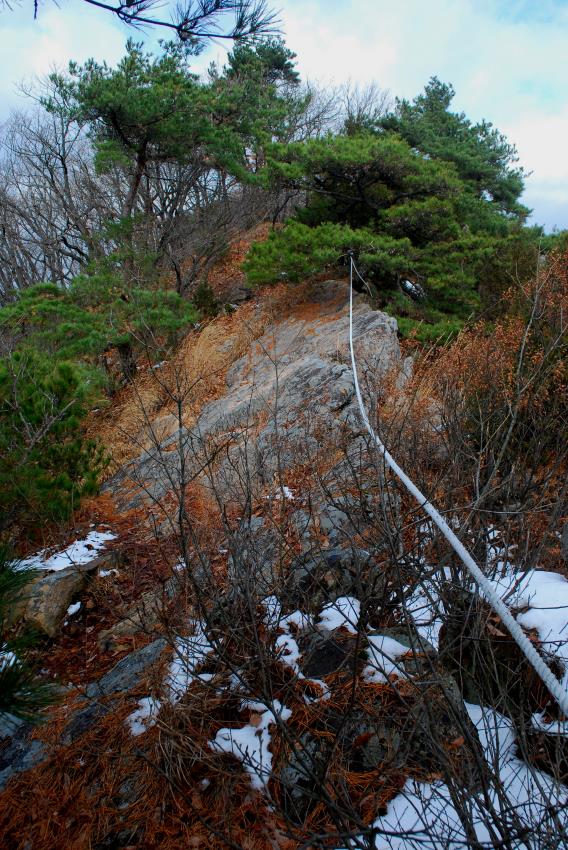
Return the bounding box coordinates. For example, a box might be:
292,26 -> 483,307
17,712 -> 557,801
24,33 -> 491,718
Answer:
379,77 -> 528,219
245,88 -> 539,339
0,351 -> 107,533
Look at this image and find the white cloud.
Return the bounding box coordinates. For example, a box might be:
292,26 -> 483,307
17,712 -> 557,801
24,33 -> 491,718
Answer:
280,0 -> 568,229
0,4 -> 126,117
0,0 -> 566,229
504,106 -> 568,229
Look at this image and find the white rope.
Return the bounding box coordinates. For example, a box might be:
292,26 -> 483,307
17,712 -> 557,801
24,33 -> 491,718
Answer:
348,256 -> 568,717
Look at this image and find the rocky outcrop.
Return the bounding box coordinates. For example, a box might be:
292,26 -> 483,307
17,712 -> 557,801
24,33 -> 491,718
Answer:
97,577 -> 179,651
21,568 -> 87,638
105,281 -> 400,511
9,552 -> 119,638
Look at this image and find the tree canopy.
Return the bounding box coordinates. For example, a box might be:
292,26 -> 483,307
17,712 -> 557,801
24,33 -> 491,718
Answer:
245,78 -> 541,340
379,77 -> 528,219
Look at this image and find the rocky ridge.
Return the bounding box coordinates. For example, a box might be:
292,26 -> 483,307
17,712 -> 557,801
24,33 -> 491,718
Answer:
2,279 -> 567,849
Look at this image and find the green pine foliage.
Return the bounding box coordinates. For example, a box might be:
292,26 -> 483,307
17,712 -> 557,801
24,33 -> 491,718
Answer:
193,280 -> 219,317
0,269 -> 199,382
246,219 -> 412,286
245,79 -> 545,340
379,77 -> 527,218
0,547 -> 56,724
0,352 -> 107,532
54,40 -> 246,189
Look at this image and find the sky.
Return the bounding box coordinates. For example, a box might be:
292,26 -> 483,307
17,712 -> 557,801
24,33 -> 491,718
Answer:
0,0 -> 567,231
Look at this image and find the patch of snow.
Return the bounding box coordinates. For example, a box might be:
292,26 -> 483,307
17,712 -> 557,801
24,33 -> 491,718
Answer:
484,565 -> 568,686
368,702 -> 568,849
209,700 -> 292,790
275,486 -> 295,500
99,569 -> 119,578
363,634 -> 410,684
168,621 -> 214,702
16,530 -> 116,572
405,567 -> 453,649
0,645 -> 17,671
318,596 -> 360,633
126,696 -> 161,736
66,601 -> 81,618
531,711 -> 568,737
303,679 -> 331,704
275,633 -> 303,677
262,595 -> 282,628
281,609 -> 312,631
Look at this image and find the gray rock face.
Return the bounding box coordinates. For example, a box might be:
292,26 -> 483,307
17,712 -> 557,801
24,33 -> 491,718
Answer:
285,545 -> 385,613
227,515 -> 281,597
0,730 -> 46,790
278,732 -> 324,822
8,553 -> 113,636
299,630 -> 361,678
0,639 -> 169,789
61,701 -> 112,746
85,638 -> 167,699
106,280 -> 400,510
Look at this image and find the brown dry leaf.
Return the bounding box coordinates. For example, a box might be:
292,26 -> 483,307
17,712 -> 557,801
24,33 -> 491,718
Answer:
187,833 -> 209,848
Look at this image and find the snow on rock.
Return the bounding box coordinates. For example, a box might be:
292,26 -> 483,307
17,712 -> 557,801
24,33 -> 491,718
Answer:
66,601 -> 82,618
406,567 -> 453,650
368,702 -> 568,849
263,599 -> 312,636
274,486 -> 295,500
167,621 -> 214,702
363,634 -> 410,684
126,696 -> 161,736
281,609 -> 312,631
262,595 -> 282,628
531,711 -> 568,737
209,700 -> 292,790
275,633 -> 303,676
318,596 -> 360,633
16,531 -> 116,572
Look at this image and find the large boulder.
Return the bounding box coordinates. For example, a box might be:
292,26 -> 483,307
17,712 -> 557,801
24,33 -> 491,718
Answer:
22,567 -> 88,638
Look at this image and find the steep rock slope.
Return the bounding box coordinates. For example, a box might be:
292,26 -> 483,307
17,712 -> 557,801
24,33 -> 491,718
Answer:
105,280 -> 400,511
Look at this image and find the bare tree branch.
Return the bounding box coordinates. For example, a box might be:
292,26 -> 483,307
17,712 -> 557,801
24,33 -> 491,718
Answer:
4,0 -> 280,43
